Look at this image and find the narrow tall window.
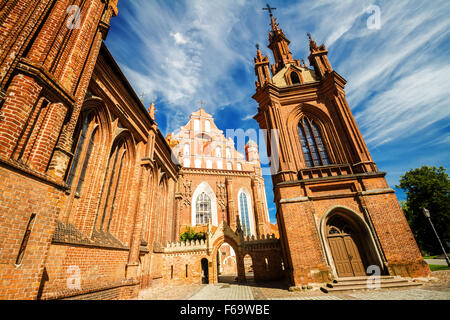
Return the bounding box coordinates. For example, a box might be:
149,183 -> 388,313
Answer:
15,213 -> 36,265
98,139 -> 128,231
194,119 -> 200,131
183,144 -> 190,156
239,193 -> 251,236
226,147 -> 231,159
215,146 -> 222,158
66,112 -> 93,186
298,118 -> 330,167
196,192 -> 211,225
75,128 -> 97,195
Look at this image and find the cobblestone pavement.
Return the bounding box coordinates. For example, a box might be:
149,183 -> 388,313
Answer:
137,284 -> 204,300
137,271 -> 450,300
347,288 -> 450,300
188,283 -> 254,300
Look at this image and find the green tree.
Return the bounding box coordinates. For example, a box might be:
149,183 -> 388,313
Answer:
180,226 -> 206,242
396,166 -> 449,255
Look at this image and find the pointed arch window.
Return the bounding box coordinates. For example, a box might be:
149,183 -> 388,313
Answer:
66,112 -> 94,186
196,192 -> 211,225
298,118 -> 330,167
97,139 -> 129,231
239,193 -> 251,236
290,72 -> 301,85
75,128 -> 97,195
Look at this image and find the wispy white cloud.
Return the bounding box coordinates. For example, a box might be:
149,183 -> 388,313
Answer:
110,0 -> 257,132
106,0 -> 450,196
356,65 -> 450,146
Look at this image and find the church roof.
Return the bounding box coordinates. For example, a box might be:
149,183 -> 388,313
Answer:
190,108 -> 212,119
272,64 -> 319,87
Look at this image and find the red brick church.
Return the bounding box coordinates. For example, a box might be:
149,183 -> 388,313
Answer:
0,1 -> 429,299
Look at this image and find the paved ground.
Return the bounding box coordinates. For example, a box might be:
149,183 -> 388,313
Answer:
188,283 -> 254,300
136,270 -> 450,300
425,259 -> 448,266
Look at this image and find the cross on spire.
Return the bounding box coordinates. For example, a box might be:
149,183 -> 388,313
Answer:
262,3 -> 276,16
199,100 -> 206,109
262,3 -> 279,31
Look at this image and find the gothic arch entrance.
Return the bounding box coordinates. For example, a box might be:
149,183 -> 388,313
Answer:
326,215 -> 365,277
216,242 -> 238,283
322,209 -> 386,278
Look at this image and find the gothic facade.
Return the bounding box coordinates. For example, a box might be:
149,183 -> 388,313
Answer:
171,108 -> 272,237
0,0 -> 282,300
0,1 -> 431,300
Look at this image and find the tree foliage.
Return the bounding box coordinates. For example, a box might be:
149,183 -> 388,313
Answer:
180,226 -> 206,242
396,166 -> 449,255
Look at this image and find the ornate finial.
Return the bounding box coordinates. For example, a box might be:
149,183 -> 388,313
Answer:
199,100 -> 206,110
256,43 -> 260,51
307,33 -> 319,52
148,102 -> 156,120
139,92 -> 145,103
165,133 -> 179,149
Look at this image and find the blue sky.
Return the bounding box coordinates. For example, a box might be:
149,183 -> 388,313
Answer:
105,0 -> 450,224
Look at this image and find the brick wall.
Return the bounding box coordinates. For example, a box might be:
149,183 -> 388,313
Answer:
0,165 -> 65,299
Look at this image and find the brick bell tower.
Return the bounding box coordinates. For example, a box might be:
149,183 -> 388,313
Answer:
253,6 -> 430,287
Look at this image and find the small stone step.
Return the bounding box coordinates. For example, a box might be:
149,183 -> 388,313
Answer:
321,281 -> 421,293
327,278 -> 406,288
333,275 -> 395,283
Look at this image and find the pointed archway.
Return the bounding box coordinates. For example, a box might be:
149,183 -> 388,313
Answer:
209,221 -> 246,284
321,207 -> 385,278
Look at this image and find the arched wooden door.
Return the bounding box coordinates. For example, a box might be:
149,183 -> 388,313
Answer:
327,216 -> 366,277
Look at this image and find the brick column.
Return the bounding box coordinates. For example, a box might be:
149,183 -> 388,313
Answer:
225,178 -> 235,229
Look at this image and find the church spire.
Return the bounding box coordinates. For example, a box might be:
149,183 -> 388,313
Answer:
254,43 -> 272,90
262,3 -> 300,74
307,33 -> 333,78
